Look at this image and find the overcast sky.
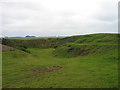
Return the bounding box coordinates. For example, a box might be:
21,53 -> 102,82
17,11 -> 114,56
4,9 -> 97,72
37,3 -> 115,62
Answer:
0,0 -> 119,37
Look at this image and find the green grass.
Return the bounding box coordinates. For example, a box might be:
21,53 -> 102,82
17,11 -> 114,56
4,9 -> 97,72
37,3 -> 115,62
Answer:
2,33 -> 119,48
53,33 -> 119,58
2,33 -> 119,88
3,48 -> 118,88
54,43 -> 118,58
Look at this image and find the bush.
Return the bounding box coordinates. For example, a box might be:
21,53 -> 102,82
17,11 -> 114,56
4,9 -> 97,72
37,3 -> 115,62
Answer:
16,46 -> 31,53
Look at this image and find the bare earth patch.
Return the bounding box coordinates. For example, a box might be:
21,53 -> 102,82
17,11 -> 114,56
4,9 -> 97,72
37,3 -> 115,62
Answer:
31,66 -> 63,73
0,44 -> 13,51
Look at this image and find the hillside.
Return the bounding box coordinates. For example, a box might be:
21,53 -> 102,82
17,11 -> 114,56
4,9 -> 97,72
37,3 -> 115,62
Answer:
53,33 -> 119,58
2,33 -> 119,58
2,33 -> 119,88
2,33 -> 119,46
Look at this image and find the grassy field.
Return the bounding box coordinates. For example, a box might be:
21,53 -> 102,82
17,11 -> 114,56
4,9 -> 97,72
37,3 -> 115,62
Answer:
2,33 -> 119,88
3,48 -> 118,88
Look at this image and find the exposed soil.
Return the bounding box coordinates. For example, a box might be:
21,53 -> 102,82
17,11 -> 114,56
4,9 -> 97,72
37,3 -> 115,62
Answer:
31,65 -> 63,73
0,44 -> 13,51
78,49 -> 89,56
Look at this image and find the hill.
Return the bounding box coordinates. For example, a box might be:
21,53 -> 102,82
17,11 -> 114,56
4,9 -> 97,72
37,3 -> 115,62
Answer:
53,33 -> 119,57
2,33 -> 119,57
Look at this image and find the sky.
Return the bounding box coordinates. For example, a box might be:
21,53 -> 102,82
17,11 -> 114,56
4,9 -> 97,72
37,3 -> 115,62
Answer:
0,0 -> 119,37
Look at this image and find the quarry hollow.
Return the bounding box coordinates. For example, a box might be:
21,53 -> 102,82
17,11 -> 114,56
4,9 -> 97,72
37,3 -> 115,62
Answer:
2,33 -> 119,88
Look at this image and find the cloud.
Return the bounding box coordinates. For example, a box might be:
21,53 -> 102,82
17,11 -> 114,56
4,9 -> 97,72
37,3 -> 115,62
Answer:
1,0 -> 119,37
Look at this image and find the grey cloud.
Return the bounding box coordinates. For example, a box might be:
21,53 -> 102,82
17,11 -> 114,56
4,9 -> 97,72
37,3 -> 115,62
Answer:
94,1 -> 118,22
1,0 -> 118,37
96,15 -> 117,22
1,2 -> 38,10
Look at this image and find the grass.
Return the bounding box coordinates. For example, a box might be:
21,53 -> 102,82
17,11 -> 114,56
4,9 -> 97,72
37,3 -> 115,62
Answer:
2,33 -> 119,88
3,48 -> 118,88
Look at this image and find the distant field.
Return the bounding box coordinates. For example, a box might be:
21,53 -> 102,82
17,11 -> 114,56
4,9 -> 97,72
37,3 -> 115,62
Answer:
4,36 -> 64,40
2,33 -> 119,88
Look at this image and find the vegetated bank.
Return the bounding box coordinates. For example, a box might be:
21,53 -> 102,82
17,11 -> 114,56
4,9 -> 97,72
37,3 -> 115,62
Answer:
2,33 -> 119,58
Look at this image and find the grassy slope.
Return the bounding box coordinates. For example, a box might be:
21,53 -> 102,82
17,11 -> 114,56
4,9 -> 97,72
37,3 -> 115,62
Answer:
2,33 -> 119,51
2,33 -> 119,88
54,33 -> 119,57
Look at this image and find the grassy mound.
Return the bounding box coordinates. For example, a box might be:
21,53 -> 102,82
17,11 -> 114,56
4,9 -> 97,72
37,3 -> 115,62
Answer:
53,43 -> 118,58
74,33 -> 118,44
53,33 -> 119,58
